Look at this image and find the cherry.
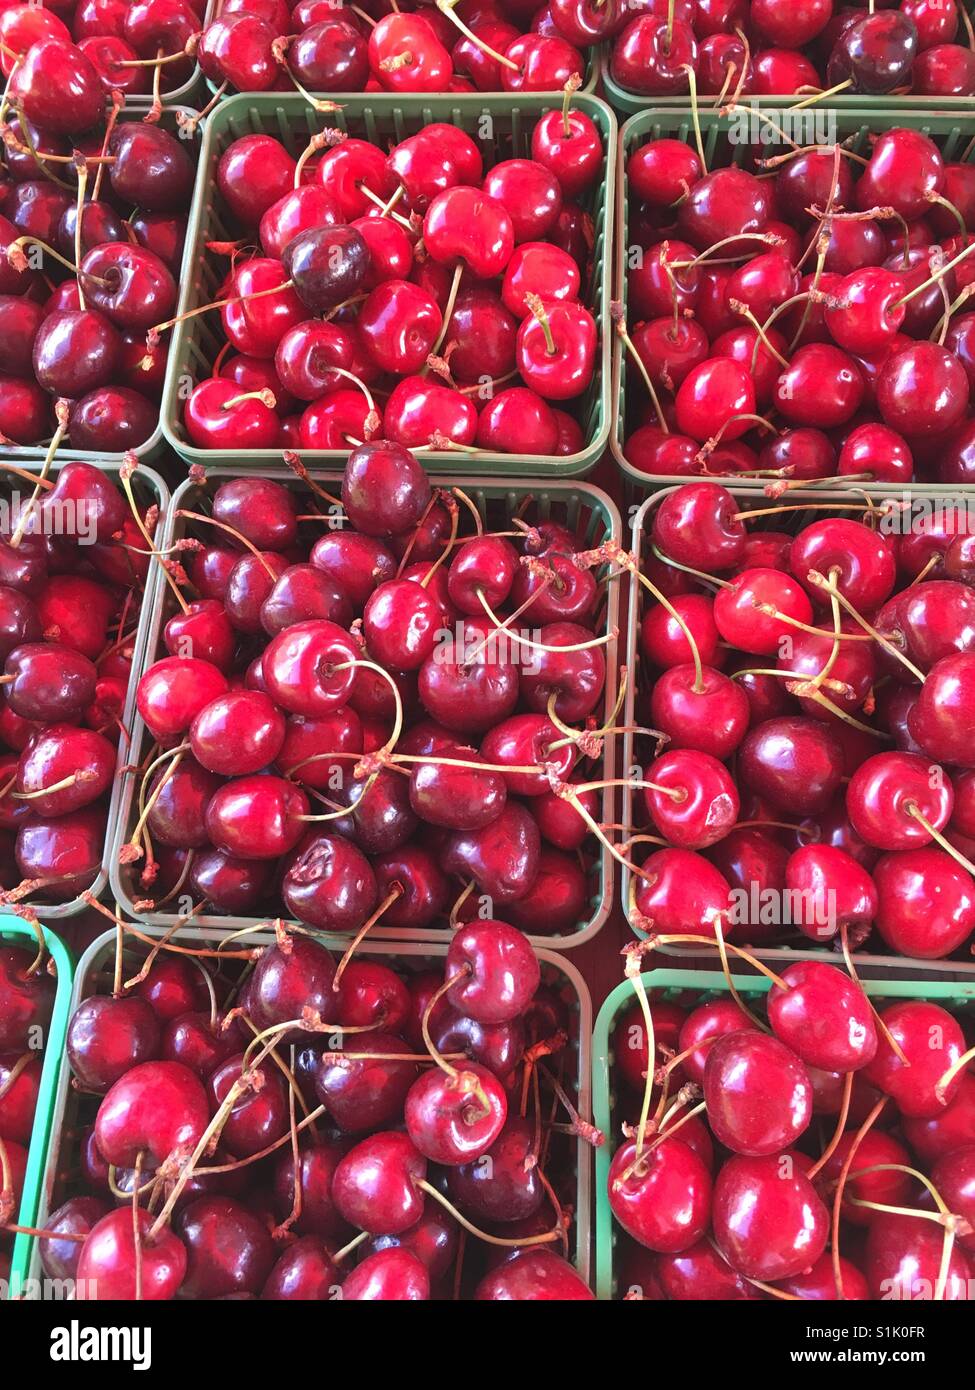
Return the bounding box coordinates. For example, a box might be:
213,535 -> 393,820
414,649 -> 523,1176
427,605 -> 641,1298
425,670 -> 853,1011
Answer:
208,1054 -> 289,1159
341,1248 -> 430,1301
205,774 -> 309,860
441,1115 -> 540,1227
11,38 -> 103,134
177,1196 -> 275,1299
817,1129 -> 913,1228
475,1248 -> 593,1300
784,843 -> 878,945
405,1062 -> 507,1165
263,1237 -> 339,1300
632,847 -> 731,938
738,716 -> 844,816
332,1130 -> 426,1235
864,1212 -> 971,1300
655,1239 -> 760,1301
642,748 -> 739,850
610,15 -> 697,93
38,1196 -> 110,1283
864,1001 -> 965,1117
94,1060 -> 209,1169
314,1032 -> 418,1134
906,653 -> 975,767
878,343 -> 970,437
77,1208 -> 186,1301
0,1050 -> 41,1144
703,1031 -> 812,1155
873,848 -> 975,959
712,1153 -> 828,1282
4,642 -> 98,724
790,517 -> 896,612
608,1136 -> 712,1253
652,482 -> 747,571
67,995 -> 161,1094
847,751 -> 953,851
136,656 -> 228,742
904,1075 -> 975,1164
445,920 -> 539,1023
768,962 -> 877,1072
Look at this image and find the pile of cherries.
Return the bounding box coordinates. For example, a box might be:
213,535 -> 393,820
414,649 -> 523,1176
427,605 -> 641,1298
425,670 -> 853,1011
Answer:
0,85 -> 196,453
0,0 -> 203,102
123,447 -> 612,939
36,922 -> 595,1299
0,931 -> 57,1285
624,478 -> 975,962
609,967 -> 975,1300
175,106 -> 602,457
620,124 -> 975,484
0,460 -> 159,909
609,0 -> 975,99
195,0 -> 599,98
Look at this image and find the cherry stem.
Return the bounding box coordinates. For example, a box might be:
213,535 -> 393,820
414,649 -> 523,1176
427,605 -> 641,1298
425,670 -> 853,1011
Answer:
612,304 -> 668,433
331,884 -> 404,989
147,277 -> 299,344
729,300 -> 789,367
806,1071 -> 854,1179
933,284 -> 975,345
648,1097 -> 707,1154
933,1040 -> 975,1105
9,402 -> 68,549
419,495 -> 459,589
831,1095 -> 887,1298
421,969 -> 469,1079
839,921 -> 909,1065
906,802 -> 975,883
425,263 -> 464,369
418,1177 -> 563,1247
561,72 -> 581,139
682,65 -> 706,173
177,508 -> 277,581
622,946 -> 656,1160
525,292 -> 557,356
894,237 -> 975,310
435,0 -> 519,68
633,563 -> 704,690
806,569 -> 926,682
476,590 -> 615,655
789,77 -> 853,110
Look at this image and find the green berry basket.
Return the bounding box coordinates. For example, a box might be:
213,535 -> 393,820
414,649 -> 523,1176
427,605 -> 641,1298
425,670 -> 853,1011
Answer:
159,90 -> 616,478
2,918 -> 73,1301
0,459 -> 170,920
611,104 -> 975,496
109,467 -> 621,950
28,924 -> 593,1295
592,965 -> 975,1301
600,9 -> 975,117
621,483 -> 975,975
0,105 -> 202,469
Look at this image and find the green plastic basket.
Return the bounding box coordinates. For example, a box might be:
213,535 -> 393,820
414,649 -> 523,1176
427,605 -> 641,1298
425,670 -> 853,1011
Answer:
3,919 -> 73,1300
0,460 -> 170,919
600,9 -> 975,116
31,925 -> 594,1295
110,467 -> 621,950
160,91 -> 616,478
593,966 -> 975,1301
621,483 -> 975,975
611,105 -> 975,494
0,106 -> 201,469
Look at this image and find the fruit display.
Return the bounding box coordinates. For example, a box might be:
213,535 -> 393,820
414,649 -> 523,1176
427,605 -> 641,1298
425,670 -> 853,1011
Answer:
595,965 -> 975,1300
33,923 -> 595,1300
614,113 -> 975,486
195,0 -> 599,101
606,0 -> 975,102
159,93 -> 611,472
0,0 -> 205,106
0,921 -> 69,1296
0,102 -> 199,457
114,465 -> 619,948
619,481 -> 975,964
0,458 -> 166,916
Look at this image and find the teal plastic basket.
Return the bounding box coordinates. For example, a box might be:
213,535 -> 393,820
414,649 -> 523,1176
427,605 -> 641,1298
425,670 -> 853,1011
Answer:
611,106 -> 975,493
31,925 -> 594,1295
593,966 -> 975,1301
621,483 -> 975,976
160,91 -> 616,478
110,467 -> 621,950
2,919 -> 73,1301
0,106 -> 201,469
0,460 -> 169,919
